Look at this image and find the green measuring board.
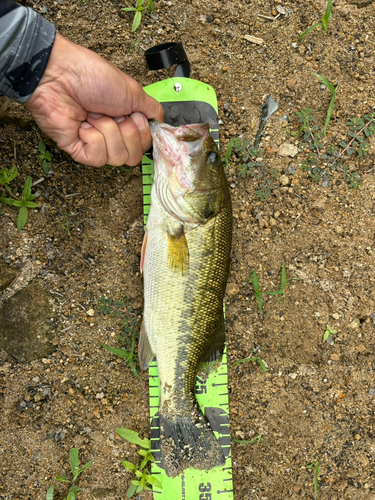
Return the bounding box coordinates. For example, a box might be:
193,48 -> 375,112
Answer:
142,77 -> 233,500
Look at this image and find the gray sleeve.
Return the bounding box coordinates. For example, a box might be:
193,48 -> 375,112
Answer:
0,0 -> 56,103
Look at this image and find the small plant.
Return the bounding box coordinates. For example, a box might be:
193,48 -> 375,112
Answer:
297,109 -> 375,187
0,166 -> 38,230
99,296 -> 141,379
56,213 -> 80,235
228,138 -> 263,178
226,137 -> 278,200
233,434 -> 275,451
323,325 -> 337,342
247,269 -> 265,313
122,0 -> 155,32
39,139 -> 52,174
232,354 -> 267,374
255,170 -> 278,201
313,73 -> 338,136
306,460 -> 320,499
298,0 -> 332,40
46,448 -> 93,500
116,428 -> 163,497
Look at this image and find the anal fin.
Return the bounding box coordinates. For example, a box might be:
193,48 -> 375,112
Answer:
138,319 -> 155,370
199,311 -> 226,366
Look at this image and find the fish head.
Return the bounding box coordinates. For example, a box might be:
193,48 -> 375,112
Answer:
150,120 -> 229,223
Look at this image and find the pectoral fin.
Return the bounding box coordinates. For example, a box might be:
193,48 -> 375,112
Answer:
167,228 -> 189,273
138,319 -> 155,370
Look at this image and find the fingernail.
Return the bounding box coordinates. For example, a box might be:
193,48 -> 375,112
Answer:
81,122 -> 92,129
130,112 -> 147,131
114,116 -> 126,123
88,112 -> 104,119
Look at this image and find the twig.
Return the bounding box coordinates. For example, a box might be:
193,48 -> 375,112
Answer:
65,193 -> 82,198
32,177 -> 45,187
0,185 -> 19,201
60,325 -> 74,333
14,141 -> 16,160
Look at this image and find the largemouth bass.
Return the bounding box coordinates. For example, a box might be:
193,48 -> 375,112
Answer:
139,120 -> 232,477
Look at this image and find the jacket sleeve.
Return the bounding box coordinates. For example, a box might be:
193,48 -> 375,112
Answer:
0,0 -> 56,103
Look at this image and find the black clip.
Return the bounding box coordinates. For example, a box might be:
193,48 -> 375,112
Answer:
145,42 -> 190,78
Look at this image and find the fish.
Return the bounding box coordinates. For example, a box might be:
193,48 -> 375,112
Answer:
139,120 -> 232,477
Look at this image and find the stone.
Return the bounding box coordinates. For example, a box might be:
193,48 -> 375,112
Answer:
0,281 -> 56,363
278,143 -> 298,157
0,260 -> 18,292
279,175 -> 290,186
226,282 -> 240,297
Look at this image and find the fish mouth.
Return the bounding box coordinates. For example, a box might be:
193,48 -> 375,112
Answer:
150,120 -> 210,162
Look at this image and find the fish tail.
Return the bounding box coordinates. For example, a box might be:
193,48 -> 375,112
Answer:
159,406 -> 225,477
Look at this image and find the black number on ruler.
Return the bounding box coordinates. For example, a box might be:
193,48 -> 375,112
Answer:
195,376 -> 207,394
199,483 -> 212,499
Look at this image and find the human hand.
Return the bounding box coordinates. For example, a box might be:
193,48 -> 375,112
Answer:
26,33 -> 164,167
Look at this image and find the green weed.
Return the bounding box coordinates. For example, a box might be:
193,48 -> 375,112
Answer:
313,73 -> 338,136
122,0 -> 155,32
99,296 -> 141,379
0,166 -> 38,230
266,261 -> 298,306
298,0 -> 332,40
46,448 -> 93,500
247,269 -> 265,313
226,137 -> 278,200
323,325 -> 337,342
116,428 -> 163,497
297,109 -> 375,187
306,460 -> 320,499
56,213 -> 80,235
233,434 -> 275,451
232,354 -> 267,374
39,139 -> 52,174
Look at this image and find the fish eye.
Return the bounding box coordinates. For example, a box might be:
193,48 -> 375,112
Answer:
207,151 -> 218,164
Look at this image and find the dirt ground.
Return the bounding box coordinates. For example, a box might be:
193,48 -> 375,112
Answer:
1,0 -> 375,498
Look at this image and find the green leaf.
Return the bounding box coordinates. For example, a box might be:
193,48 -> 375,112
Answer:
22,176 -> 33,199
70,448 -> 80,477
17,206 -> 28,231
24,201 -> 38,208
38,140 -> 46,154
321,0 -> 332,30
145,474 -> 163,488
121,460 -> 137,471
78,459 -> 94,475
122,7 -> 137,11
127,483 -> 137,498
42,160 -> 50,175
116,428 -> 151,449
225,137 -> 236,166
132,10 -> 142,31
297,22 -> 322,41
46,484 -> 54,500
102,344 -> 130,359
55,475 -> 69,483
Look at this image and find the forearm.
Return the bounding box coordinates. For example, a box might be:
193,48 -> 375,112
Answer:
0,0 -> 55,103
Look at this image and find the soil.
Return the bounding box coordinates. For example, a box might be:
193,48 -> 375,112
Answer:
1,0 -> 375,499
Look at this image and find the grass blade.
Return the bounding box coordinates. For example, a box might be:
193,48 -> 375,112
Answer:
297,22 -> 322,41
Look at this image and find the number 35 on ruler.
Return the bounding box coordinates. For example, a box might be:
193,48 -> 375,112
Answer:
199,483 -> 211,500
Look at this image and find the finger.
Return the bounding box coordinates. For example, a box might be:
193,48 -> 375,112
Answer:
72,122 -> 108,167
127,77 -> 164,121
130,112 -> 152,152
86,113 -> 129,166
116,116 -> 145,166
